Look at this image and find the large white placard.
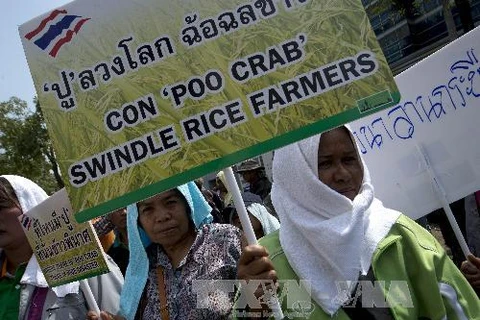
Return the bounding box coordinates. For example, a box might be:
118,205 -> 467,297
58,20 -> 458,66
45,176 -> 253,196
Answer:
350,27 -> 480,220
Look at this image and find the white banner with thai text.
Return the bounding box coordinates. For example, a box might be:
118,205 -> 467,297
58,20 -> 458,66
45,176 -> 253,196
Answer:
350,27 -> 480,220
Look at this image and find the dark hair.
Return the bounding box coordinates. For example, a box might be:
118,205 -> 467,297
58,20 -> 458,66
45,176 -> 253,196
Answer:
194,178 -> 204,190
175,189 -> 193,220
0,177 -> 20,210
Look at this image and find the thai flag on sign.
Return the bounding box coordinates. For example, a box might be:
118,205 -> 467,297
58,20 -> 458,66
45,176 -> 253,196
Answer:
25,9 -> 90,58
21,215 -> 32,231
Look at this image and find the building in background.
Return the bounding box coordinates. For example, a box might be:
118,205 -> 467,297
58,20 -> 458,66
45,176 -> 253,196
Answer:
363,0 -> 480,74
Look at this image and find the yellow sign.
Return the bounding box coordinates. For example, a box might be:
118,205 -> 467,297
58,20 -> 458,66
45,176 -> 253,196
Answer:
19,0 -> 400,221
19,188 -> 108,286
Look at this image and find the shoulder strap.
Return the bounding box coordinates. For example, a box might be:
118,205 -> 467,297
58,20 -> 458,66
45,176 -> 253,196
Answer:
27,287 -> 49,320
156,266 -> 169,320
475,191 -> 480,213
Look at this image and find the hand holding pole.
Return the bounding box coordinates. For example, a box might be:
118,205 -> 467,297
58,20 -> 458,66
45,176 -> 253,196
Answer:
224,167 -> 284,320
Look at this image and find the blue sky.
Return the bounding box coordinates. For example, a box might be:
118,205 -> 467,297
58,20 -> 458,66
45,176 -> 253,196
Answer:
0,0 -> 72,107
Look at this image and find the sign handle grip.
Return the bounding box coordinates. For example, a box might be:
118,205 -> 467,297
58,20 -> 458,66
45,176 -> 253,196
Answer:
224,167 -> 257,246
224,167 -> 285,320
80,279 -> 100,315
415,144 -> 471,258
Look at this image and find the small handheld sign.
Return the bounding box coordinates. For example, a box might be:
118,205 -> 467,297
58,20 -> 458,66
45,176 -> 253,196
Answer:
18,188 -> 109,287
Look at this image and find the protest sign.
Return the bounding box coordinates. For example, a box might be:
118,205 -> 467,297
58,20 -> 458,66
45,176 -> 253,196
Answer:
18,188 -> 109,287
19,0 -> 400,221
349,27 -> 480,220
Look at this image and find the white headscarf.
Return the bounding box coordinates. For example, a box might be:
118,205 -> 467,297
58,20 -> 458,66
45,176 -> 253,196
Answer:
1,175 -> 79,297
216,171 -> 233,207
247,203 -> 280,236
227,192 -> 280,237
271,126 -> 401,315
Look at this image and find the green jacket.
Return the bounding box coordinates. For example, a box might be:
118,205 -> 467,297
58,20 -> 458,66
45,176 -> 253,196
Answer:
0,251 -> 123,320
257,215 -> 480,319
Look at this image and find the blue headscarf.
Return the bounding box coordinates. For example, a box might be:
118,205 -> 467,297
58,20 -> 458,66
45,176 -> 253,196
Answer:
119,182 -> 212,319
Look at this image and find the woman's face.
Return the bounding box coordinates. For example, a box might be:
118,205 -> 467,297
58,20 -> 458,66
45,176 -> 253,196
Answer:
137,189 -> 193,247
0,204 -> 26,250
240,170 -> 256,184
317,127 -> 363,201
109,207 -> 127,230
216,178 -> 227,193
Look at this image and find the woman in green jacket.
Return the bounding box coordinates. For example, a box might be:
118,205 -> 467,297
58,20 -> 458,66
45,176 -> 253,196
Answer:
0,175 -> 123,320
237,126 -> 479,319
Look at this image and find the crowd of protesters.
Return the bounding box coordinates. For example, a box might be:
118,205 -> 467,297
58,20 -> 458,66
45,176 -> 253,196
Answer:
1,126 -> 480,320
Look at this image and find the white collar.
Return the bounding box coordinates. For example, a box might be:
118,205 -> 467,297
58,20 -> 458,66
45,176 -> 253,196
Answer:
21,255 -> 79,297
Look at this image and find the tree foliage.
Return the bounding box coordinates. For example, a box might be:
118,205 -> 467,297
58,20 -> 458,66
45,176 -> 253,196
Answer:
0,97 -> 64,194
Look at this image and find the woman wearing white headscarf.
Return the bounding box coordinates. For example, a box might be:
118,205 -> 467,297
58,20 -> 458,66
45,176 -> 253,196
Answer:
216,171 -> 233,208
228,191 -> 280,239
237,126 -> 479,319
0,175 -> 123,320
247,203 -> 280,237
